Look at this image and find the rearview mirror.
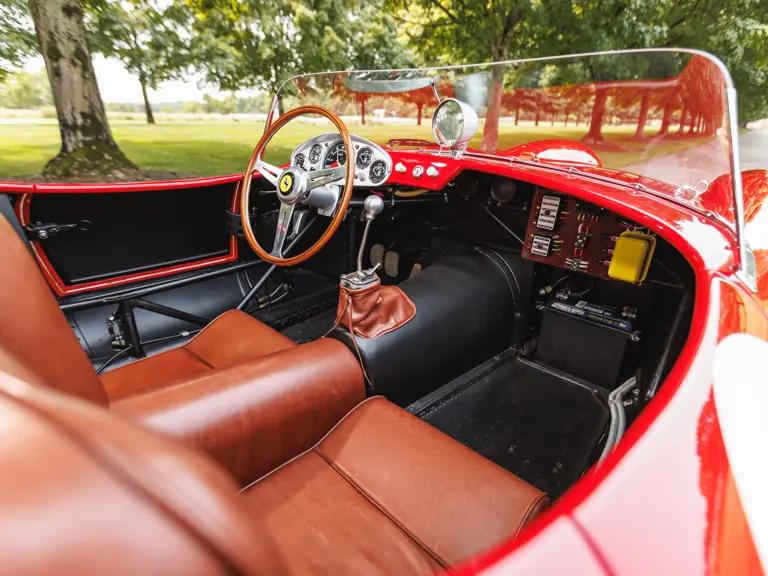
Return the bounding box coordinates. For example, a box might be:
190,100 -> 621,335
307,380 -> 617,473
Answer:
432,99 -> 478,148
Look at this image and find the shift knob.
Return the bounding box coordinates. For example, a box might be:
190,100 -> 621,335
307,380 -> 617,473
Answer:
363,195 -> 384,221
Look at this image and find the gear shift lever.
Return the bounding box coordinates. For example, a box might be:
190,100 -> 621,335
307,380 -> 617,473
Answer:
335,193 -> 416,339
357,195 -> 384,271
340,194 -> 384,290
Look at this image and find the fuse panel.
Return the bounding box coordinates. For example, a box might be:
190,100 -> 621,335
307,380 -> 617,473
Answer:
521,187 -> 654,283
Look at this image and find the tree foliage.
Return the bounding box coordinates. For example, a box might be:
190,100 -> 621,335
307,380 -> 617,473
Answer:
86,0 -> 192,122
0,0 -> 36,82
0,69 -> 51,108
389,0 -> 768,124
185,0 -> 414,92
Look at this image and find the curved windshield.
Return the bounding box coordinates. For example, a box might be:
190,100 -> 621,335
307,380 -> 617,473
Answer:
271,49 -> 741,233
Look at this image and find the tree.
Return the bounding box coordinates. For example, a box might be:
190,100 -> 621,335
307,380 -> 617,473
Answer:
27,0 -> 136,178
0,0 -> 36,83
186,0 -> 414,94
87,0 -> 191,124
0,69 -> 52,108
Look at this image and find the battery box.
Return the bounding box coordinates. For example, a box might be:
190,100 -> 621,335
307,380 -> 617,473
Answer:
535,291 -> 639,390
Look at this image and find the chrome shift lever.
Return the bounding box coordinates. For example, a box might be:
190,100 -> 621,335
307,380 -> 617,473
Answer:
356,195 -> 384,272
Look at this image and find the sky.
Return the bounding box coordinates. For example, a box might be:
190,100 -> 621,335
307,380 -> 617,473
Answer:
24,55 -> 258,103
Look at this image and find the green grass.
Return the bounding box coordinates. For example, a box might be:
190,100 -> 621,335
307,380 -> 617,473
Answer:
0,118 -> 712,179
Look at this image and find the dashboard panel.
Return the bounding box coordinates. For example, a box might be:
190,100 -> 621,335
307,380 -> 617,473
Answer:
290,134 -> 393,187
522,187 -> 656,284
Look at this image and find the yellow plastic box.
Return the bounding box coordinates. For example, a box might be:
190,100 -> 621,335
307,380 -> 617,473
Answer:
607,231 -> 656,283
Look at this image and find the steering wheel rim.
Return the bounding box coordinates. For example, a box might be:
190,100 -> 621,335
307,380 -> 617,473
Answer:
240,105 -> 355,266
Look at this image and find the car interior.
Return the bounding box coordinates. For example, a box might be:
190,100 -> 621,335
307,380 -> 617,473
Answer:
0,121 -> 695,573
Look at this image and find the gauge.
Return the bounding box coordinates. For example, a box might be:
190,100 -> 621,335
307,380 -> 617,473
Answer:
356,147 -> 373,169
369,160 -> 388,184
323,142 -> 347,168
454,172 -> 479,199
490,178 -> 517,203
293,153 -> 306,169
308,144 -> 322,164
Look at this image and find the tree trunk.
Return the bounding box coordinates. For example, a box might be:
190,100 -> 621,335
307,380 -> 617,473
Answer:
657,101 -> 674,137
140,78 -> 155,124
481,64 -> 505,152
678,105 -> 688,135
28,0 -> 136,179
416,103 -> 423,126
634,93 -> 649,140
514,106 -> 520,125
534,110 -> 540,126
361,98 -> 366,125
582,87 -> 608,142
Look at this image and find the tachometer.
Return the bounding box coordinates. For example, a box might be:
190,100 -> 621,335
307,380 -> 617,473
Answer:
308,144 -> 322,164
369,160 -> 388,184
323,142 -> 347,168
356,147 -> 373,169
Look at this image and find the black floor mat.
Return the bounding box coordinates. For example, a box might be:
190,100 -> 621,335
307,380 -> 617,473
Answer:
417,356 -> 609,500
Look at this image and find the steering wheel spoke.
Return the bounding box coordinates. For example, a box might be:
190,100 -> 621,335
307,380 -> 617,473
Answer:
254,159 -> 282,186
270,202 -> 295,258
306,166 -> 345,191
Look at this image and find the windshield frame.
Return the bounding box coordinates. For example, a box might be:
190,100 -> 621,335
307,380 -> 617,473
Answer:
266,48 -> 753,291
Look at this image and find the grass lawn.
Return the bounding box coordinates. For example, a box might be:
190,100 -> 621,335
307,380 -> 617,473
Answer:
0,117 -> 712,180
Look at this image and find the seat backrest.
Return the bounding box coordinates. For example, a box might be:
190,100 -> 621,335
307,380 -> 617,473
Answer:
0,215 -> 107,405
0,370 -> 273,575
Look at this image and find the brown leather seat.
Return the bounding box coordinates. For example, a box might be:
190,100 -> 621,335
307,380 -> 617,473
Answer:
0,214 -> 365,485
101,309 -> 298,400
0,370 -> 547,575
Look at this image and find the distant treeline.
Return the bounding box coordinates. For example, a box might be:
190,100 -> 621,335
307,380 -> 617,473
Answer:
0,70 -> 272,115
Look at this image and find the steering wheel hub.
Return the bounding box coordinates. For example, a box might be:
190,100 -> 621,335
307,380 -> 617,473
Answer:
277,168 -> 308,204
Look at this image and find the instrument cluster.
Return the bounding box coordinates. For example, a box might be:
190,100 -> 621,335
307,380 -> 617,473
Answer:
290,134 -> 392,186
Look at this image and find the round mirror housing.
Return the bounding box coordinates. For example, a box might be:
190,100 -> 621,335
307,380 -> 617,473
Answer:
432,99 -> 478,148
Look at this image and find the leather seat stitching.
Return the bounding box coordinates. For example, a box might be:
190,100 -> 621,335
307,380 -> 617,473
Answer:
181,346 -> 215,369
314,448 -> 450,570
513,494 -> 549,538
240,396 -> 385,491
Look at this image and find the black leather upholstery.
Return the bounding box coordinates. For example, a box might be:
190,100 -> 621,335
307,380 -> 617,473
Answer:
330,249 -> 533,406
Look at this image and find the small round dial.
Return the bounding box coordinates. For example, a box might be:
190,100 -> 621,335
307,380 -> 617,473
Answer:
356,147 -> 373,169
308,144 -> 323,164
293,153 -> 306,169
490,178 -> 517,203
323,142 -> 347,168
369,160 -> 388,184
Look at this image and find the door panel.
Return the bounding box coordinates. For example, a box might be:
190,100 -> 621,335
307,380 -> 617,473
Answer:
15,177 -> 242,296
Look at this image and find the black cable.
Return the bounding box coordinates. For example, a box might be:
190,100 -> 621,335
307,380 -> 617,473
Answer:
95,329 -> 202,374
95,348 -> 132,375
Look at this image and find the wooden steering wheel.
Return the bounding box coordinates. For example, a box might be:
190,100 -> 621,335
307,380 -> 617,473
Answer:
240,105 -> 355,266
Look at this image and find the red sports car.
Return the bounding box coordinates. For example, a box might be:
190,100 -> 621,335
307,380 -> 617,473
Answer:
0,49 -> 765,575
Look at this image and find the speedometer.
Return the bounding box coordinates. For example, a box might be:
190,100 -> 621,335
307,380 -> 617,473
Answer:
323,142 -> 347,168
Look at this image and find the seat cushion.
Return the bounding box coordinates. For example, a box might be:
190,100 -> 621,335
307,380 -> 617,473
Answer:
244,397 -> 548,574
113,339 -> 366,485
101,310 -> 296,400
